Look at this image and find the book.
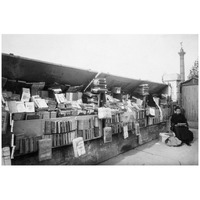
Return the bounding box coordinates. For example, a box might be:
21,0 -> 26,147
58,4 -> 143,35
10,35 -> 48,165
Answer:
35,136 -> 42,152
2,111 -> 9,134
21,88 -> 30,102
29,137 -> 34,153
65,133 -> 68,145
62,133 -> 66,145
72,137 -> 86,157
78,120 -> 84,130
50,111 -> 57,118
11,94 -> 21,101
68,132 -> 71,144
2,146 -> 10,157
39,90 -> 49,98
7,101 -> 18,113
55,93 -> 66,104
56,134 -> 60,146
52,134 -> 55,147
25,102 -> 35,112
3,156 -> 11,165
57,121 -> 61,134
24,137 -> 29,154
16,102 -> 26,113
38,138 -> 52,162
98,108 -> 112,119
45,120 -> 52,134
26,113 -> 40,120
60,134 -> 63,146
15,136 -> 21,151
19,138 -> 24,154
94,117 -> 99,127
94,127 -> 99,137
35,98 -> 48,109
31,82 -> 45,96
51,121 -> 57,134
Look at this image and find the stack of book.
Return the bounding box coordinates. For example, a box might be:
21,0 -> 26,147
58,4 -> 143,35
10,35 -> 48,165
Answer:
2,147 -> 11,165
44,119 -> 77,147
66,92 -> 82,101
105,112 -> 122,134
31,82 -> 45,96
82,92 -> 98,104
46,98 -> 57,110
77,117 -> 97,140
137,84 -> 149,96
45,119 -> 77,134
91,78 -> 107,94
15,135 -> 43,155
31,95 -> 48,110
43,132 -> 77,148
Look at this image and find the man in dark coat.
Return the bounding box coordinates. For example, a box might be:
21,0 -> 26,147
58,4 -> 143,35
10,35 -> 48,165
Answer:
170,106 -> 193,146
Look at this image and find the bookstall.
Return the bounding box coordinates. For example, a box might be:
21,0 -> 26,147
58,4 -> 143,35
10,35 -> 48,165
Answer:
2,53 -> 171,165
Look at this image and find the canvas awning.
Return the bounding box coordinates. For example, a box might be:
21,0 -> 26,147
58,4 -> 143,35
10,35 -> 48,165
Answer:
2,53 -> 98,89
2,53 -> 168,95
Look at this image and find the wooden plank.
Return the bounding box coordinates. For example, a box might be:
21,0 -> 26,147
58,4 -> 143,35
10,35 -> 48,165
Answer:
13,115 -> 98,138
13,119 -> 44,137
182,85 -> 198,122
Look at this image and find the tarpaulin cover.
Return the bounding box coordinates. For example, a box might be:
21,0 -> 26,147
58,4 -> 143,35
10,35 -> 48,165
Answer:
2,53 -> 167,94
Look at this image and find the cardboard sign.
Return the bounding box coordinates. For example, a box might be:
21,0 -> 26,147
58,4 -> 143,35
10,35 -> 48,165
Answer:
98,107 -> 112,119
38,138 -> 52,162
72,137 -> 86,157
123,125 -> 128,139
103,127 -> 112,143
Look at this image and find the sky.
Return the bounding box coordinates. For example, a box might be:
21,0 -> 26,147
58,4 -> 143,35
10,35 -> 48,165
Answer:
2,34 -> 198,83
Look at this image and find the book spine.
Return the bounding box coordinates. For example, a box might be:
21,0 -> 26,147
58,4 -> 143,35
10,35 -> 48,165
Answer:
29,137 -> 34,153
45,120 -> 52,134
51,121 -> 56,134
19,138 -> 24,154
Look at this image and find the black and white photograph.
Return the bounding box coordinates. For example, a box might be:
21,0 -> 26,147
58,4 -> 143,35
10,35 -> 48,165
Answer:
1,34 -> 198,165
0,1 -> 200,200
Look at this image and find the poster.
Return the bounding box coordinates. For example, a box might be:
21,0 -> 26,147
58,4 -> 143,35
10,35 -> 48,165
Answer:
21,88 -> 30,102
103,127 -> 112,143
123,125 -> 128,139
72,137 -> 86,157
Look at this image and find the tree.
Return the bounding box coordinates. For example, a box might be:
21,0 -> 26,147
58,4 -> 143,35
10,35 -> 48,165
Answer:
188,60 -> 198,79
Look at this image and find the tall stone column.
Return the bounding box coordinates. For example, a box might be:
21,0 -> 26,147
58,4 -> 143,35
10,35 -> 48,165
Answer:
178,47 -> 186,82
178,45 -> 186,106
